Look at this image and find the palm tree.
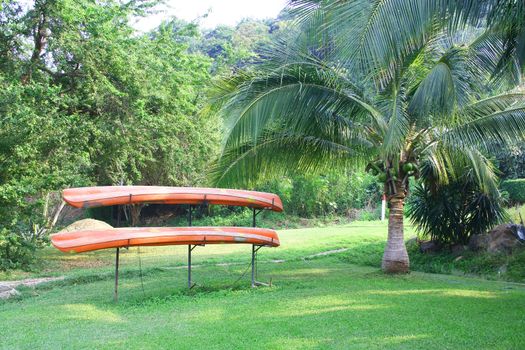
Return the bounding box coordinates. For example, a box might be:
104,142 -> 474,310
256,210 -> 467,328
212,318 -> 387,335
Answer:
209,0 -> 525,273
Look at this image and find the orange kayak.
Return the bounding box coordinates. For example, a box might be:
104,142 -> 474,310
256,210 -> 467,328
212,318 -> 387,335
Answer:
63,186 -> 283,212
51,226 -> 280,253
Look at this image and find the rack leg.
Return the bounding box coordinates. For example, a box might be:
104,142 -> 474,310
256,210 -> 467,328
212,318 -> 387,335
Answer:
114,248 -> 120,302
188,245 -> 192,289
251,245 -> 268,288
251,245 -> 255,288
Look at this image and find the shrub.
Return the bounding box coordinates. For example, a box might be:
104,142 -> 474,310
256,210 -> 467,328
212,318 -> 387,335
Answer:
0,226 -> 48,270
500,179 -> 525,204
257,171 -> 381,218
407,177 -> 507,245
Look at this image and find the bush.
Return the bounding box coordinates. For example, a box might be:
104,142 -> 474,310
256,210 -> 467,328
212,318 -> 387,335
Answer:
501,179 -> 525,204
257,171 -> 381,218
407,177 -> 507,245
0,227 -> 48,270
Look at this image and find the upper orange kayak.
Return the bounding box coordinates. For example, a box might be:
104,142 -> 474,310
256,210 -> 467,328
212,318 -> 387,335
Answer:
51,226 -> 280,253
63,186 -> 283,212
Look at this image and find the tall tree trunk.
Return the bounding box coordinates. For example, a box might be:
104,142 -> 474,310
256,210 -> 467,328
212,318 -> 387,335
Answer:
382,180 -> 410,273
21,1 -> 49,84
130,204 -> 143,226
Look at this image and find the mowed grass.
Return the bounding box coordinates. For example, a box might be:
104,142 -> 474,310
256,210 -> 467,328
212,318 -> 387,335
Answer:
1,222 -> 525,349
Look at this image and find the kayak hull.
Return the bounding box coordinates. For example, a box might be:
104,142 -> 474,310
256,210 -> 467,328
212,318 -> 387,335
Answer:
63,186 -> 283,212
51,226 -> 280,253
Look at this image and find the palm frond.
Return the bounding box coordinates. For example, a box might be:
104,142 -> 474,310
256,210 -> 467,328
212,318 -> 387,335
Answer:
376,87 -> 410,163
210,57 -> 382,186
211,129 -> 374,186
420,140 -> 499,195
486,0 -> 525,74
216,60 -> 380,150
409,62 -> 456,119
443,92 -> 525,151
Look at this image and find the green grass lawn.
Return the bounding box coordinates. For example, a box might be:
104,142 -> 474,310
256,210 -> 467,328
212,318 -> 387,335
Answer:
1,222 -> 525,349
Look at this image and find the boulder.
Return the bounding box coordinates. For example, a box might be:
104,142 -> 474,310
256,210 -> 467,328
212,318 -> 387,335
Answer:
450,244 -> 466,255
468,234 -> 490,251
419,240 -> 441,253
486,224 -> 524,254
56,218 -> 112,234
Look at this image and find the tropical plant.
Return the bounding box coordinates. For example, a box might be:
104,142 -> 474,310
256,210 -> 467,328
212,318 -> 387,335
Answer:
407,172 -> 507,245
209,0 -> 525,273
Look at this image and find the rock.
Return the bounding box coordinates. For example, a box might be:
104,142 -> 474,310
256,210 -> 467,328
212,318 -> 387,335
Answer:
0,287 -> 19,300
55,218 -> 113,234
451,244 -> 465,255
0,276 -> 64,300
486,224 -> 524,254
419,240 -> 441,253
468,234 -> 490,251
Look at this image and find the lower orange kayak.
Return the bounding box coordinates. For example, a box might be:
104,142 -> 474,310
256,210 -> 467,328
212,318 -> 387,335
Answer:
51,227 -> 280,253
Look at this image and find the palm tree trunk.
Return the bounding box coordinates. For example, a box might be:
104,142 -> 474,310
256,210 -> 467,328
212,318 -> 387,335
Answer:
382,182 -> 410,273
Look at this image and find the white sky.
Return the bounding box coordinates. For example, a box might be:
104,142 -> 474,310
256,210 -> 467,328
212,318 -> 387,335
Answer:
134,0 -> 288,31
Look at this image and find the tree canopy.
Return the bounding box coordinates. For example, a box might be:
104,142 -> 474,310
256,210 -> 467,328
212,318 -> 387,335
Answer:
0,0 -> 220,266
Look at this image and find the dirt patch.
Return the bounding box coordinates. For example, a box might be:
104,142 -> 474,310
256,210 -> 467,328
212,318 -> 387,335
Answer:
54,258 -> 110,270
0,276 -> 64,300
304,248 -> 349,259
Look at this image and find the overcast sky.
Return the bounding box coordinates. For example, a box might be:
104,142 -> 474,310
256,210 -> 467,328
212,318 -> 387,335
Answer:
133,0 -> 289,31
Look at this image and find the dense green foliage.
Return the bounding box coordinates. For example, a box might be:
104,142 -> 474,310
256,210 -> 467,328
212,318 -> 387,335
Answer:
493,144 -> 525,180
501,179 -> 525,204
407,176 -> 507,245
0,0 -> 312,270
197,19 -> 274,72
0,0 -> 219,269
258,172 -> 381,218
161,171 -> 381,228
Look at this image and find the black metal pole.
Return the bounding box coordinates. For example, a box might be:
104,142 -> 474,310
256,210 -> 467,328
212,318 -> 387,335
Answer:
252,208 -> 256,227
188,245 -> 192,289
251,244 -> 255,288
114,247 -> 120,302
188,205 -> 193,289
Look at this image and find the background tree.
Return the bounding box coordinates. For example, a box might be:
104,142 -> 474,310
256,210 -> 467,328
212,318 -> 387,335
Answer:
0,0 -> 219,268
197,18 -> 278,73
210,0 -> 525,273
492,144 -> 525,180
